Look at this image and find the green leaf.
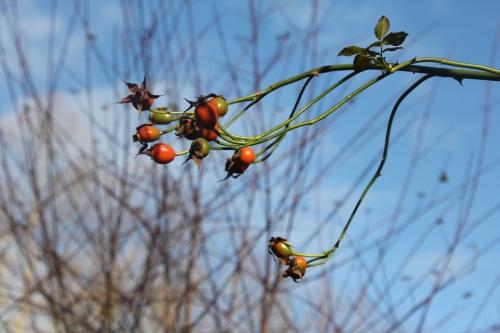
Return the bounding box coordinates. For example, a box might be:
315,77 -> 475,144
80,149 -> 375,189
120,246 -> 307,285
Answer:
382,46 -> 403,53
374,16 -> 390,40
353,55 -> 372,70
367,40 -> 387,49
383,32 -> 408,46
337,45 -> 365,57
363,49 -> 380,57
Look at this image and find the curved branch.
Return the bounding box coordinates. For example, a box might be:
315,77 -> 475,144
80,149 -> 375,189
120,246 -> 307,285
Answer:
308,74 -> 435,265
228,59 -> 499,105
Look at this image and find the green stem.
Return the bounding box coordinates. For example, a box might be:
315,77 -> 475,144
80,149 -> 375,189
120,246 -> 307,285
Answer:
224,97 -> 264,128
291,251 -> 327,258
308,74 -> 434,266
228,59 -> 499,107
212,138 -> 239,147
307,259 -> 330,267
176,149 -> 189,156
258,75 -> 315,160
253,73 -> 381,145
412,57 -> 499,76
217,124 -> 248,142
219,58 -> 498,150
227,67 -> 350,105
230,59 -> 499,147
160,124 -> 179,135
252,71 -> 360,143
209,145 -> 236,151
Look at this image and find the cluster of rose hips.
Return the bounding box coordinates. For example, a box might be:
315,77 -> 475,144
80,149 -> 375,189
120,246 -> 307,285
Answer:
118,79 -> 309,282
268,237 -> 307,282
118,78 -> 256,178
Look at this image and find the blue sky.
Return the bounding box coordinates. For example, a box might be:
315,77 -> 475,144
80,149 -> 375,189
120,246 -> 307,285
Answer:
1,0 -> 499,331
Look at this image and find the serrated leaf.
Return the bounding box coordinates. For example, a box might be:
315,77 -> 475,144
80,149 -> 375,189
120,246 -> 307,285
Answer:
382,46 -> 403,53
337,45 -> 365,57
367,40 -> 387,49
374,16 -> 390,40
383,31 -> 408,46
